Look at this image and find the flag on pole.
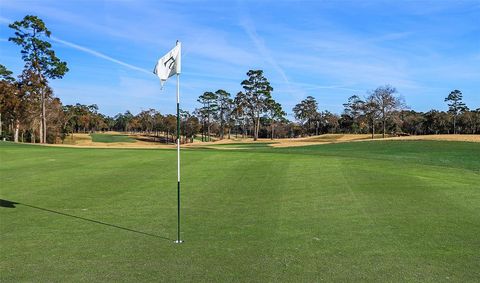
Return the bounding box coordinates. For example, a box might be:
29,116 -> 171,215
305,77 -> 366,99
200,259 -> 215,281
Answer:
153,41 -> 184,244
153,42 -> 181,87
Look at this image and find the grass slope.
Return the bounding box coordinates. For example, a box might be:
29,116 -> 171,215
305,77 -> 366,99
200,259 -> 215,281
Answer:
0,141 -> 479,282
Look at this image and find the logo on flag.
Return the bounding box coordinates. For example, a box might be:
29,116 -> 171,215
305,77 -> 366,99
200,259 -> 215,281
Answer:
154,42 -> 181,87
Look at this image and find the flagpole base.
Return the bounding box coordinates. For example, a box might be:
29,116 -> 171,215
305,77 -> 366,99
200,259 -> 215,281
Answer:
174,240 -> 184,244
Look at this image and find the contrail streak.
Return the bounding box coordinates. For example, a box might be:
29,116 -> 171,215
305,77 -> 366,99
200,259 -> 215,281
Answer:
51,36 -> 152,75
240,20 -> 290,85
3,15 -> 151,75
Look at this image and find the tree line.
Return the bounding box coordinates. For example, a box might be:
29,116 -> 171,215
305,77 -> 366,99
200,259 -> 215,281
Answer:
293,87 -> 478,138
193,78 -> 478,140
1,15 -> 479,144
195,70 -> 286,141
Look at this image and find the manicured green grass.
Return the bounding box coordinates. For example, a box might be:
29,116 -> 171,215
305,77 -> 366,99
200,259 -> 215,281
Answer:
204,142 -> 274,148
90,133 -> 135,143
1,141 -> 479,282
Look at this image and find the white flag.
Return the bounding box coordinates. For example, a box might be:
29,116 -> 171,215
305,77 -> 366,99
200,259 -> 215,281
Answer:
154,42 -> 181,87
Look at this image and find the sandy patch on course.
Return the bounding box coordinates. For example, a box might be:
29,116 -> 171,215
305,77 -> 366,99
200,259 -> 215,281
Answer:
387,134 -> 480,143
269,134 -> 385,147
47,133 -> 176,149
271,134 -> 480,147
44,133 -> 480,149
269,134 -> 480,148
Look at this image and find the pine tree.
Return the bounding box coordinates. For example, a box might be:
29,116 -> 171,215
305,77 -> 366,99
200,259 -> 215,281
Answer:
9,15 -> 68,143
444,89 -> 467,134
240,70 -> 273,141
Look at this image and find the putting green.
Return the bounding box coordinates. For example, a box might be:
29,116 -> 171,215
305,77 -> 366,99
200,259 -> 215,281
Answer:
90,133 -> 135,143
0,141 -> 479,281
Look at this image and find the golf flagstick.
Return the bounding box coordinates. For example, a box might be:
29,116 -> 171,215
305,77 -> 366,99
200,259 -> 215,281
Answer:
153,41 -> 183,244
175,72 -> 183,244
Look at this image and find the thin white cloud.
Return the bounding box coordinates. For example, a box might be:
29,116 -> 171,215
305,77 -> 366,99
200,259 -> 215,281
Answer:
1,15 -> 153,77
239,17 -> 290,85
368,31 -> 413,43
237,12 -> 310,105
301,84 -> 362,92
51,36 -> 152,75
237,2 -> 292,89
0,16 -> 11,24
2,1 -> 478,115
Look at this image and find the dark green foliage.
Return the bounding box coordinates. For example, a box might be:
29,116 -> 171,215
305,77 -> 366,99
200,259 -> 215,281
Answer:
215,89 -> 233,139
240,70 -> 274,140
445,90 -> 468,114
8,15 -> 69,143
266,98 -> 286,139
0,64 -> 15,82
8,15 -> 68,79
0,65 -> 20,140
342,95 -> 364,133
197,91 -> 218,141
114,110 -> 135,132
445,90 -> 468,134
293,96 -> 320,135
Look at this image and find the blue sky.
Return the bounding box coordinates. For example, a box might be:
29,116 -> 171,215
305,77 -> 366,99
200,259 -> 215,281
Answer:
1,0 -> 479,119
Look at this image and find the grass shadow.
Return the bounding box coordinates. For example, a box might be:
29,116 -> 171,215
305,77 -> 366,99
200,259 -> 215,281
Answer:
0,199 -> 18,208
0,199 -> 172,241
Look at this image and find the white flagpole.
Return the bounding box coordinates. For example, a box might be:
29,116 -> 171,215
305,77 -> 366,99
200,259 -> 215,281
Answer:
174,64 -> 183,244
154,40 -> 182,243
